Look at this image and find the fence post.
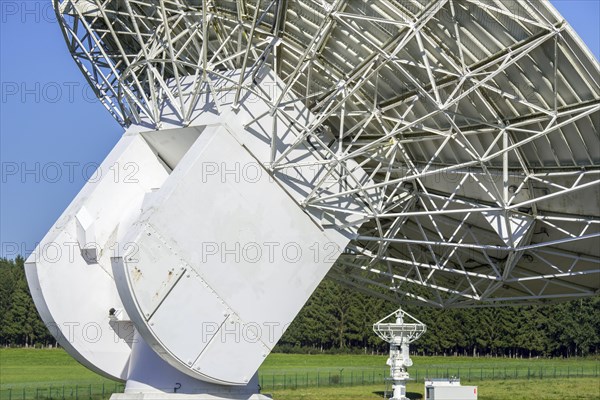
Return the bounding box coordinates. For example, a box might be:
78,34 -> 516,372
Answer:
317,371 -> 320,387
8,388 -> 12,400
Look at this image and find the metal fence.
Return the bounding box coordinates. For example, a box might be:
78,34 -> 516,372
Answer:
0,383 -> 125,400
1,365 -> 598,399
258,364 -> 600,391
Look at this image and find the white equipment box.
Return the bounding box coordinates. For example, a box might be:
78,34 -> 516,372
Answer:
424,379 -> 477,400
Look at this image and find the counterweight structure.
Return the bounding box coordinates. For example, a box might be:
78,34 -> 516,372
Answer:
26,0 -> 600,398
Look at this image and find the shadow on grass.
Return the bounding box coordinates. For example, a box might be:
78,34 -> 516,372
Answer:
372,391 -> 423,399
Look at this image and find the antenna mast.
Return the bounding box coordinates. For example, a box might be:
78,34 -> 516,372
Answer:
374,309 -> 426,400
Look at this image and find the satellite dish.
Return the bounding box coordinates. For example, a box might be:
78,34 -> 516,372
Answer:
26,0 -> 599,398
374,309 -> 426,400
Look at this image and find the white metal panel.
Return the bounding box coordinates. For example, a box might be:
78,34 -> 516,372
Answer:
140,127 -> 204,171
191,313 -> 270,385
122,228 -> 189,322
145,261 -> 229,367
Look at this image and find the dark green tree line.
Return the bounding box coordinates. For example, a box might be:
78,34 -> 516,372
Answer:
277,280 -> 600,358
0,257 -> 53,347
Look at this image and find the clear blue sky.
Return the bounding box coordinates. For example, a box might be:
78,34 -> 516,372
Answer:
1,1 -> 599,258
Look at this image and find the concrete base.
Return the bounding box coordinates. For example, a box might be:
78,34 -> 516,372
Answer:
111,332 -> 272,399
110,394 -> 272,400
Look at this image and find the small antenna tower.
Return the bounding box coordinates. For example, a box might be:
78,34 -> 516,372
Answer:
374,309 -> 426,400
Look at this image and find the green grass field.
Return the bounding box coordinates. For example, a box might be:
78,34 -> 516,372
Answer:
0,349 -> 113,386
1,348 -> 598,399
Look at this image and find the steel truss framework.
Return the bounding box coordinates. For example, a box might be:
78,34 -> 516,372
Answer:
55,0 -> 600,307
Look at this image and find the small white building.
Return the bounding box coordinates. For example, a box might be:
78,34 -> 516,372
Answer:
424,378 -> 477,400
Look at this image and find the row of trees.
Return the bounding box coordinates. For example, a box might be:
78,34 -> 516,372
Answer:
0,257 -> 49,347
1,257 -> 599,357
279,279 -> 600,358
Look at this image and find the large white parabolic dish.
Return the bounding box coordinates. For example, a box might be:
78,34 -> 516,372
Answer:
26,0 -> 600,394
53,0 -> 600,307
